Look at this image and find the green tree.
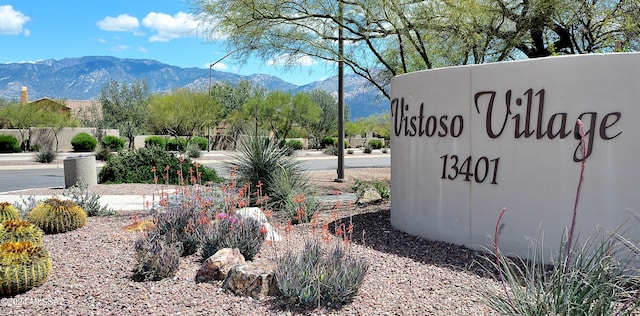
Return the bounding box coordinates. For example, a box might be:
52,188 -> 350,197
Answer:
147,88 -> 222,145
191,0 -> 640,100
0,103 -> 47,150
307,90 -> 339,149
210,80 -> 265,148
99,80 -> 150,149
258,91 -> 321,143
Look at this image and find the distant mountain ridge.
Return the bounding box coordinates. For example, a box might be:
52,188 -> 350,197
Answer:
0,56 -> 388,120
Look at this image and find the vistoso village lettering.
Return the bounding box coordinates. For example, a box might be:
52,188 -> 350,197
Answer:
391,88 -> 623,185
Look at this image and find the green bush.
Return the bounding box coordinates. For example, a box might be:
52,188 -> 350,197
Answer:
0,134 -> 21,153
367,139 -> 383,150
97,145 -> 223,185
166,138 -> 187,151
190,136 -> 208,151
275,239 -> 369,306
320,136 -> 337,148
94,147 -> 112,161
144,136 -> 167,150
70,132 -> 98,152
362,144 -> 373,154
101,135 -> 125,151
285,139 -> 304,150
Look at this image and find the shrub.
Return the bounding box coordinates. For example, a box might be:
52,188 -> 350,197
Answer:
94,147 -> 112,161
0,241 -> 52,296
367,139 -> 383,150
320,136 -> 337,148
11,196 -> 40,219
0,134 -> 21,153
362,144 -> 373,154
269,171 -> 317,223
286,139 -> 304,150
323,145 -> 338,156
0,220 -> 44,245
186,143 -> 201,158
231,134 -> 310,210
132,233 -> 182,282
166,137 -> 187,151
62,181 -> 116,216
0,202 -> 21,222
98,145 -> 223,185
33,150 -> 57,163
199,214 -> 265,261
352,180 -> 390,200
70,132 -> 98,152
144,136 -> 167,150
275,239 -> 369,306
152,204 -> 200,256
381,147 -> 388,154
101,135 -> 125,151
190,136 -> 209,151
346,149 -> 354,154
27,198 -> 87,234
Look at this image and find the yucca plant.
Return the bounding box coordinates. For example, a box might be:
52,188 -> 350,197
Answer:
27,198 -> 87,234
0,220 -> 44,245
0,241 -> 52,296
230,133 -> 310,211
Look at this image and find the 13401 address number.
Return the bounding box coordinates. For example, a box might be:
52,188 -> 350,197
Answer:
440,155 -> 500,184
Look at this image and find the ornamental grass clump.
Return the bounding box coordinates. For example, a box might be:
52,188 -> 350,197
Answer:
0,241 -> 52,296
484,119 -> 640,315
0,202 -> 21,222
131,234 -> 182,282
199,213 -> 265,262
27,198 -> 87,234
274,203 -> 369,307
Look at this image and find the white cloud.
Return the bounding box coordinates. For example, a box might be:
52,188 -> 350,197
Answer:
210,62 -> 228,71
97,14 -> 139,32
267,54 -> 317,67
110,44 -> 129,52
137,46 -> 148,53
0,5 -> 30,35
98,38 -> 107,43
142,11 -> 198,42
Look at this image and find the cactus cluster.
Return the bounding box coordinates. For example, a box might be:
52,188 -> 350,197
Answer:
0,220 -> 44,245
0,241 -> 52,296
0,202 -> 21,222
27,198 -> 87,234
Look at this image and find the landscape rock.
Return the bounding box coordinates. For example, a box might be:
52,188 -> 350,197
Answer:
222,258 -> 281,300
195,248 -> 245,283
235,207 -> 280,241
357,186 -> 383,205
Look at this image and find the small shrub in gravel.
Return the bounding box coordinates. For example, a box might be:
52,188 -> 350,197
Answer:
132,233 -> 182,282
198,214 -> 265,262
275,239 -> 369,307
362,144 -> 373,154
186,143 -> 201,158
34,150 -> 57,163
152,204 -> 201,256
61,181 -> 116,216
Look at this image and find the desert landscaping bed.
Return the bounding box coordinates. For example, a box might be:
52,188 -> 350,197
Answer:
0,168 -> 502,315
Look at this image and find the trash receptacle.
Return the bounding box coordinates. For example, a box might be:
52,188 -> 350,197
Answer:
63,155 -> 98,188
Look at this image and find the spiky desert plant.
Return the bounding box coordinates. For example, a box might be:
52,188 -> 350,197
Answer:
0,220 -> 44,245
0,241 -> 52,296
0,202 -> 21,222
27,198 -> 87,234
132,232 -> 182,282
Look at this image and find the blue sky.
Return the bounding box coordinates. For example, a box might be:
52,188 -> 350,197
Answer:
0,1 -> 334,86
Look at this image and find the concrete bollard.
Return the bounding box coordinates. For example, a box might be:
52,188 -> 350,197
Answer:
63,155 -> 98,188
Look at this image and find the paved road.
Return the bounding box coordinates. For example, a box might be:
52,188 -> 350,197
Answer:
0,155 -> 390,193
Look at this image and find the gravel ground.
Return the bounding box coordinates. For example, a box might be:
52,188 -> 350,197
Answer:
0,168 -> 503,315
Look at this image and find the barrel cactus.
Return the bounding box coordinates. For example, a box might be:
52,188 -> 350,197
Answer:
27,198 -> 87,234
0,202 -> 21,222
0,241 -> 52,296
0,220 -> 44,245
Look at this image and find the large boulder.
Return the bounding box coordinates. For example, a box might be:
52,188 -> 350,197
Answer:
357,186 -> 383,205
195,248 -> 245,283
222,258 -> 281,300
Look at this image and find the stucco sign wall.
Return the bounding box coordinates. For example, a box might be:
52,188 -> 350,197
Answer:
390,53 -> 640,259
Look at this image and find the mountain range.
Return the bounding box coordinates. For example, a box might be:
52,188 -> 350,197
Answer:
0,56 -> 388,120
